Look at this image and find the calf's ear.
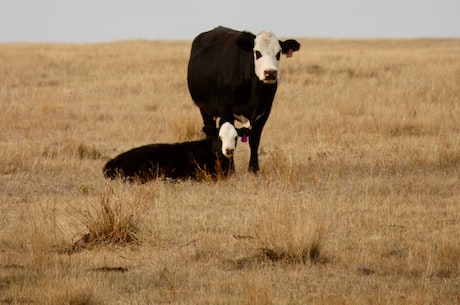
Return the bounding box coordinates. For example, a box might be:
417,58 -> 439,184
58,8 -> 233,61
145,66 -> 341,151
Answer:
280,39 -> 301,57
203,126 -> 218,137
236,31 -> 256,52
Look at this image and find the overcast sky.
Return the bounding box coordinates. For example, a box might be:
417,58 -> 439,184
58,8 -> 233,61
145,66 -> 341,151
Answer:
1,0 -> 459,43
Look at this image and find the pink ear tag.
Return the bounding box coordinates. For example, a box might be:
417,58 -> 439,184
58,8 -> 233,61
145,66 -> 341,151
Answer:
241,134 -> 248,143
286,48 -> 294,58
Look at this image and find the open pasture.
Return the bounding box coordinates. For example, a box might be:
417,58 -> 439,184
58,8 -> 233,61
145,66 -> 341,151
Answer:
0,38 -> 459,304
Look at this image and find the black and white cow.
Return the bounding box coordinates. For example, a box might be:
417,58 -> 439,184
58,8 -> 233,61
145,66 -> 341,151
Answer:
187,26 -> 300,172
103,122 -> 238,182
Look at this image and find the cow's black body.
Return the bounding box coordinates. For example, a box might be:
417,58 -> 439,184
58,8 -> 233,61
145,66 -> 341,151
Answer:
103,137 -> 232,182
187,26 -> 300,172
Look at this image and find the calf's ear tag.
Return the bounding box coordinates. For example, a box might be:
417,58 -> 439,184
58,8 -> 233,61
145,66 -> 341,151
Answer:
286,48 -> 294,58
241,134 -> 248,143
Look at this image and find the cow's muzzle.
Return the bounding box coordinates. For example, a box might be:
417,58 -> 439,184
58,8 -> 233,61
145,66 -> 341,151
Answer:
263,69 -> 278,83
224,148 -> 234,158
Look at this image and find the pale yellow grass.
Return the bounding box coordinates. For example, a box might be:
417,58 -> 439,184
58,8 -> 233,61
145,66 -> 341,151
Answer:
0,38 -> 459,304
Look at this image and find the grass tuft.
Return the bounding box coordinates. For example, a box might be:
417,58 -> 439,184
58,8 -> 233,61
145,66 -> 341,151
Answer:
251,199 -> 327,264
70,186 -> 151,251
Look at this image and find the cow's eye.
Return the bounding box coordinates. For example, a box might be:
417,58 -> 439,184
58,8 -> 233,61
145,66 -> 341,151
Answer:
276,51 -> 281,60
255,51 -> 262,60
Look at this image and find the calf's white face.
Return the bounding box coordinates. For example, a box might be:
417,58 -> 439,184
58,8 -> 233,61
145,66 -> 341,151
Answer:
219,122 -> 238,158
253,31 -> 282,84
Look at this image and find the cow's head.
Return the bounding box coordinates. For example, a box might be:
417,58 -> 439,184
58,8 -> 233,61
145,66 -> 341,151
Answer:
219,122 -> 238,158
236,31 -> 301,84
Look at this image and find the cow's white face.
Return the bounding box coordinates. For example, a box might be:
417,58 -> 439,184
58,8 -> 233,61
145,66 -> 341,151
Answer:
253,31 -> 282,84
219,122 -> 238,158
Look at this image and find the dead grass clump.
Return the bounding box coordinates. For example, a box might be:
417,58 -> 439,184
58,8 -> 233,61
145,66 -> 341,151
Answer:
70,186 -> 151,251
251,199 -> 326,264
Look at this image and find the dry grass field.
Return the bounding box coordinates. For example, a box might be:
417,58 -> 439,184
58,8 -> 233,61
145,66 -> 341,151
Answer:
0,37 -> 459,304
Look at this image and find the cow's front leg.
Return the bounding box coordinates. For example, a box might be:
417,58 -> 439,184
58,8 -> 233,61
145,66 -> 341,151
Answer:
200,109 -> 217,137
248,124 -> 262,172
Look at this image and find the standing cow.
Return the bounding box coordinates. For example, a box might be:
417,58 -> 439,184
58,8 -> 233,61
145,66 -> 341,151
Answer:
187,26 -> 300,172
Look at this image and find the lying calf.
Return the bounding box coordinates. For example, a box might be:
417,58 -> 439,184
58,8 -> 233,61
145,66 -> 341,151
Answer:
103,122 -> 238,182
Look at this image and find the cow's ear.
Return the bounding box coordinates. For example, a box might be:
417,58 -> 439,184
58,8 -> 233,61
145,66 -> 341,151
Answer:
236,31 -> 255,52
280,39 -> 301,57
